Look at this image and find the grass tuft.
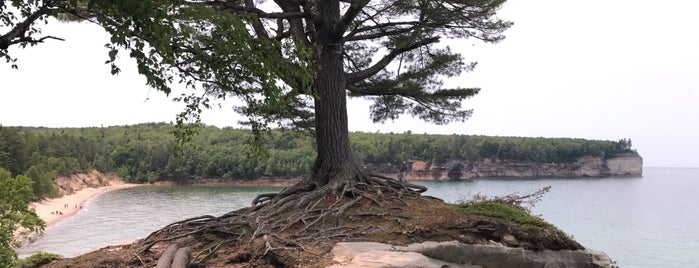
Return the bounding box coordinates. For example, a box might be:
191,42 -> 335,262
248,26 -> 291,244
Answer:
15,252 -> 62,268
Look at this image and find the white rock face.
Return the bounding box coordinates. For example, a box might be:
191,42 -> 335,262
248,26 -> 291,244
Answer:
329,242 -> 479,268
330,241 -> 614,268
604,153 -> 643,176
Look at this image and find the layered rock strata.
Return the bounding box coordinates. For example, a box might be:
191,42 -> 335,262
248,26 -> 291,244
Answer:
364,153 -> 643,180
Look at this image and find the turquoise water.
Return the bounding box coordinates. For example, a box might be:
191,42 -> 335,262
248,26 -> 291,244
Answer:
18,167 -> 699,267
17,186 -> 284,258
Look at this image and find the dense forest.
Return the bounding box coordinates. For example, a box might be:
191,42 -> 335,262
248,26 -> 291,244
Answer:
0,123 -> 635,199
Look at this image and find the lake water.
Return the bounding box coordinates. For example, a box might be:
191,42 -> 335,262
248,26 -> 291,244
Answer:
17,167 -> 699,267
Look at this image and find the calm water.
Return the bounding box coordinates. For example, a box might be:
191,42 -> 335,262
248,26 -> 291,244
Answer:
18,167 -> 699,267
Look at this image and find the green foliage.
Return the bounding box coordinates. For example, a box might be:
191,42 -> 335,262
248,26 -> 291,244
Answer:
23,165 -> 60,199
452,186 -> 579,247
3,0 -> 509,130
85,0 -> 315,150
453,186 -> 553,228
15,251 -> 62,268
454,200 -> 551,228
3,0 -> 315,158
0,168 -> 45,267
0,124 -> 637,190
1,1 -> 52,68
340,0 -> 512,124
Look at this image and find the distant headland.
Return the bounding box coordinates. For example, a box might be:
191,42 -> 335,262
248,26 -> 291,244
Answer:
364,152 -> 643,181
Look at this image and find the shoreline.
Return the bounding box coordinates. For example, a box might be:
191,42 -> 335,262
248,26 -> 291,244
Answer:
29,183 -> 140,228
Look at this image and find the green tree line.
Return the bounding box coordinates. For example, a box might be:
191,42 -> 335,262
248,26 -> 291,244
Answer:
0,123 -> 636,199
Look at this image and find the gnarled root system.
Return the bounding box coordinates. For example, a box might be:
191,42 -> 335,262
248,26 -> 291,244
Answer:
135,173 -> 427,267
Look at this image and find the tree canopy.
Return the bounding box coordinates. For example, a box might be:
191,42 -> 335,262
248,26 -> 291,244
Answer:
3,0 -> 512,187
0,167 -> 44,267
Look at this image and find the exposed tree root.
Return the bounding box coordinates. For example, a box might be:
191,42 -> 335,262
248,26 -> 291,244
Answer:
154,236 -> 194,268
129,173 -> 426,267
170,247 -> 191,268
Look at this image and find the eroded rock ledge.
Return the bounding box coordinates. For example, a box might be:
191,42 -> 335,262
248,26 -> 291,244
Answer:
366,153 -> 643,180
330,241 -> 613,268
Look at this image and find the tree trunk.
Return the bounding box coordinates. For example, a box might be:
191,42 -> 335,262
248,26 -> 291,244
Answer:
310,0 -> 357,187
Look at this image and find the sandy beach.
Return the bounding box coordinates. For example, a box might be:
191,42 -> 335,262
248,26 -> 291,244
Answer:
29,182 -> 139,227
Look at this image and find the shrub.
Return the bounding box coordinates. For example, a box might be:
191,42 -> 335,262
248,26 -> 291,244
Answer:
455,200 -> 551,228
15,252 -> 62,268
454,186 -> 553,228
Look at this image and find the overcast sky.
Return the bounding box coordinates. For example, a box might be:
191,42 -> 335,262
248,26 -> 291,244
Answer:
1,0 -> 698,167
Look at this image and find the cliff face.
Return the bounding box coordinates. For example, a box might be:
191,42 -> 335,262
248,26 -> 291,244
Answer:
365,153 -> 643,181
53,170 -> 124,195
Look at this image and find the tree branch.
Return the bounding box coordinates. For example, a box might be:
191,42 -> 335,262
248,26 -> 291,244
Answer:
8,35 -> 65,46
0,1 -> 58,49
344,21 -> 419,41
209,1 -> 307,19
335,0 -> 370,35
344,26 -> 415,42
346,36 -> 440,83
273,0 -> 313,48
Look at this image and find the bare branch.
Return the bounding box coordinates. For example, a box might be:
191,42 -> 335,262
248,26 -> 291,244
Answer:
8,35 -> 65,46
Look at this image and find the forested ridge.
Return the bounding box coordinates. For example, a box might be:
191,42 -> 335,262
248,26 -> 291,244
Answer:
0,123 -> 635,198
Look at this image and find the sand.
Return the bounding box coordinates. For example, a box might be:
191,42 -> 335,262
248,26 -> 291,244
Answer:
29,182 -> 139,227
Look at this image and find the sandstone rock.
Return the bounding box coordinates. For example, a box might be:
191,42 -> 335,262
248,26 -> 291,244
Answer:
329,241 -> 478,268
330,241 -> 614,268
604,153 -> 643,176
370,154 -> 642,180
502,234 -> 519,247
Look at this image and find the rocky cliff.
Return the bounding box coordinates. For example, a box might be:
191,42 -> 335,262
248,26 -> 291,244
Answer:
364,153 -> 643,180
53,170 -> 124,195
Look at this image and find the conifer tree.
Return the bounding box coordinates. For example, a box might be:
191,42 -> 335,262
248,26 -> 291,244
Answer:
2,0 -> 511,194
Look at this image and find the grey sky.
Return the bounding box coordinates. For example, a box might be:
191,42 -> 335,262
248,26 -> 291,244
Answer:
1,0 -> 698,167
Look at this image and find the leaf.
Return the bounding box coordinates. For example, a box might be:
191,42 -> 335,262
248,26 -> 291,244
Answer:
108,49 -> 118,61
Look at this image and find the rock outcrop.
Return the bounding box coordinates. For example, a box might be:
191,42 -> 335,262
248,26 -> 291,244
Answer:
330,241 -> 613,268
364,153 -> 643,180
